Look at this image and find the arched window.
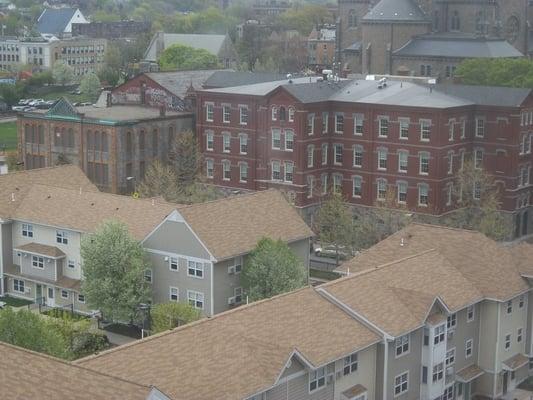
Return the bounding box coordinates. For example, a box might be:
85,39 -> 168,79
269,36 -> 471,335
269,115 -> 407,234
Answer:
451,11 -> 460,31
279,106 -> 286,121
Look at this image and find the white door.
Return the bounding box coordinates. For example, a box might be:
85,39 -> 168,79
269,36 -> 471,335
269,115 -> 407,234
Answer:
47,287 -> 55,307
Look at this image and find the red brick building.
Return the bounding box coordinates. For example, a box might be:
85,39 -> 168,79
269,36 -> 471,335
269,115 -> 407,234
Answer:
196,77 -> 533,238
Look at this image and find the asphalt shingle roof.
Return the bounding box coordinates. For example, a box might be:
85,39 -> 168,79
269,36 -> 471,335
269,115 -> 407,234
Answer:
394,35 -> 524,58
435,83 -> 531,107
363,0 -> 428,22
145,70 -> 225,98
203,71 -> 288,88
36,8 -> 77,35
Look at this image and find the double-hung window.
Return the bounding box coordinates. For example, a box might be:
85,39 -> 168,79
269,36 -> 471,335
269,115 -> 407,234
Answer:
284,161 -> 294,183
419,152 -> 430,175
397,181 -> 407,204
239,162 -> 248,182
475,117 -> 485,137
206,131 -> 214,151
307,114 -> 315,135
13,279 -> 24,293
449,119 -> 455,141
474,149 -> 483,169
239,106 -> 248,125
333,174 -> 342,193
170,287 -> 179,301
377,149 -> 387,170
22,223 -> 33,238
239,135 -> 248,154
420,119 -> 431,141
271,106 -> 277,121
446,348 -> 455,366
335,113 -> 344,133
353,176 -> 362,197
223,134 -> 231,153
394,372 -> 408,396
222,161 -> 231,181
505,334 -> 511,350
447,313 -> 457,329
399,118 -> 409,139
307,145 -> 314,168
432,363 -> 444,383
322,112 -> 329,133
398,150 -> 408,173
465,339 -> 473,357
434,324 -> 445,344
188,290 -> 204,309
222,105 -> 230,123
467,305 -> 475,322
395,334 -> 409,357
322,144 -> 328,165
169,257 -> 178,271
354,113 -> 364,135
285,130 -> 294,151
187,260 -> 204,278
378,117 -> 389,137
334,144 -> 343,165
353,146 -> 363,167
205,103 -> 213,121
206,159 -> 214,178
56,230 -> 68,245
343,353 -> 358,375
309,367 -> 326,392
32,255 -> 44,269
144,268 -> 152,283
377,179 -> 387,200
272,129 -> 281,149
419,184 -> 429,206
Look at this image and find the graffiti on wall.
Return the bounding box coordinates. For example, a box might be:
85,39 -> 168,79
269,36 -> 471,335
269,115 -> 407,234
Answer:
112,85 -> 186,111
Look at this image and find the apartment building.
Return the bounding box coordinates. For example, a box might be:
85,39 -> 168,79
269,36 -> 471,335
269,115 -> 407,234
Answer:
307,26 -> 336,71
0,166 -> 312,315
72,223 -> 533,400
18,97 -> 193,193
51,37 -> 107,77
0,342 -> 171,399
196,77 -> 533,238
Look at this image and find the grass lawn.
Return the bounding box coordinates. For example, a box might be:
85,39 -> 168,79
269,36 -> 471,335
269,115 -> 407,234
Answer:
39,88 -> 94,104
0,295 -> 33,307
310,268 -> 341,281
0,121 -> 17,151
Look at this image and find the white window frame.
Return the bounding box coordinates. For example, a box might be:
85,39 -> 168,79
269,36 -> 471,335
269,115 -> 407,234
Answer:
445,348 -> 455,366
322,111 -> 329,133
284,161 -> 294,183
68,260 -> 75,269
467,305 -> 475,322
187,260 -> 204,278
354,113 -> 364,135
169,257 -> 178,271
465,338 -> 473,358
397,181 -> 407,204
434,324 -> 445,345
335,113 -> 344,134
271,106 -> 277,121
353,145 -> 363,168
394,371 -> 409,397
144,268 -> 152,283
222,104 -> 231,123
448,119 -> 455,141
307,114 -> 315,135
377,149 -> 387,170
448,151 -> 454,175
461,119 -> 466,139
418,184 -> 429,206
395,334 -> 410,358
288,107 -> 295,122
307,175 -> 315,198
32,255 -> 44,269
518,327 -> 523,343
432,362 -> 444,383
206,131 -> 214,151
507,300 -> 512,314
420,119 -> 431,142
205,102 -> 214,122
61,289 -> 69,299
447,313 -> 457,329
187,290 -> 204,310
239,162 -> 248,183
474,149 -> 483,169
170,286 -> 179,302
353,176 -> 362,198
378,116 -> 389,137
322,143 -> 328,165
56,230 -> 68,245
398,150 -> 408,173
272,129 -> 281,150
343,353 -> 358,375
307,145 -> 314,168
239,134 -> 248,155
239,106 -> 248,125
333,173 -> 342,193
13,279 -> 25,293
222,134 -> 231,153
519,295 -> 525,308
206,159 -> 214,179
22,223 -> 33,238
505,333 -> 511,350
377,179 -> 387,201
399,118 -> 409,140
334,144 -> 343,165
285,130 -> 294,152
77,294 -> 85,303
475,117 -> 485,138
271,160 -> 281,181
309,367 -> 326,393
222,160 -> 231,181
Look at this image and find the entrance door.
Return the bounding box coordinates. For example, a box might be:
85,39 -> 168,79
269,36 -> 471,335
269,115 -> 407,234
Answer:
47,287 -> 55,307
503,371 -> 508,395
35,284 -> 43,305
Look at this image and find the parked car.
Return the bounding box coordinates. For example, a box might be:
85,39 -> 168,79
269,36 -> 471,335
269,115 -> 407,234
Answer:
70,89 -> 81,95
28,99 -> 44,106
313,243 -> 356,260
11,105 -> 25,111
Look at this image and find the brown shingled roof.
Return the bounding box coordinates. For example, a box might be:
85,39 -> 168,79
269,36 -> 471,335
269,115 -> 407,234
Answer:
76,287 -> 379,400
0,341 -> 162,400
324,224 -> 529,337
15,242 -> 65,258
0,165 -> 97,220
13,184 -> 177,240
177,189 -> 314,260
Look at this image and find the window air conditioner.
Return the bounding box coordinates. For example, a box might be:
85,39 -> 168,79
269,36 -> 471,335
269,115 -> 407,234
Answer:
164,256 -> 169,262
228,266 -> 236,275
228,296 -> 236,305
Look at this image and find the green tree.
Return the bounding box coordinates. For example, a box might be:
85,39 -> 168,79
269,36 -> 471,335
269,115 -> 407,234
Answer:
79,73 -> 101,102
314,192 -> 354,265
158,44 -> 220,71
456,58 -> 533,88
150,302 -> 201,333
449,159 -> 508,240
0,81 -> 26,106
241,237 -> 307,301
81,220 -> 151,322
137,160 -> 181,200
170,130 -> 201,187
0,308 -> 70,359
52,61 -> 74,86
276,5 -> 334,35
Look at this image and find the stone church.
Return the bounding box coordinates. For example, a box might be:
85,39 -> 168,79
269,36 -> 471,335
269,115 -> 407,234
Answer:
338,0 -> 528,79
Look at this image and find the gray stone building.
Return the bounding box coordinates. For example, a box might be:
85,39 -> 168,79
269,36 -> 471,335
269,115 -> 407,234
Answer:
338,0 -> 528,79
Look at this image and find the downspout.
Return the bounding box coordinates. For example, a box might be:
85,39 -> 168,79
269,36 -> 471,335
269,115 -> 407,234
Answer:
493,303 -> 501,396
383,338 -> 389,400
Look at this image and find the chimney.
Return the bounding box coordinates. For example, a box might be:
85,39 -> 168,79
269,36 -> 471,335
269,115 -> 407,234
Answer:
159,105 -> 166,117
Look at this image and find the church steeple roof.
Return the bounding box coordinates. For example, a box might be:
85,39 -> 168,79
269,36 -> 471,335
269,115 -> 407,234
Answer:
363,0 -> 428,22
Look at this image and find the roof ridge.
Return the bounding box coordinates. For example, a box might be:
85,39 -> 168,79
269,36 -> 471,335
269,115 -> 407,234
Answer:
320,248 -> 438,287
0,341 -> 152,390
176,188 -> 279,210
76,286 -> 313,364
0,164 -> 79,179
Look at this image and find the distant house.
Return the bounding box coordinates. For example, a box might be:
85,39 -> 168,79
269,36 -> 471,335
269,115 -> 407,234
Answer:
36,8 -> 88,37
144,32 -> 238,69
